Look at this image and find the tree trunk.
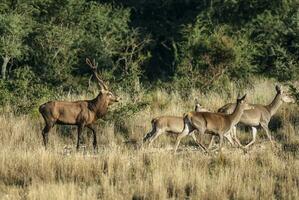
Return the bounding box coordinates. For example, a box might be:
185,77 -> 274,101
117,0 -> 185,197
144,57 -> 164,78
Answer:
1,56 -> 10,80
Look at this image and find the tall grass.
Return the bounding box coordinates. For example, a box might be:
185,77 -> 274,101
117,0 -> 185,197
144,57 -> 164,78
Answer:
0,80 -> 299,199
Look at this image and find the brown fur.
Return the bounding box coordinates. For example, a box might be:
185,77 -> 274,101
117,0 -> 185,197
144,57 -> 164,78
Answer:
143,103 -> 207,146
174,95 -> 251,153
217,85 -> 295,147
39,59 -> 119,150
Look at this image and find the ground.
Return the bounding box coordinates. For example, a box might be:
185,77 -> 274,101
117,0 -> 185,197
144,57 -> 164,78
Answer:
0,80 -> 299,199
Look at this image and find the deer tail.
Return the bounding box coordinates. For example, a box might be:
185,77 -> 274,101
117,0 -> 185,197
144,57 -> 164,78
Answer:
39,104 -> 46,113
183,113 -> 190,122
151,118 -> 158,126
39,102 -> 50,115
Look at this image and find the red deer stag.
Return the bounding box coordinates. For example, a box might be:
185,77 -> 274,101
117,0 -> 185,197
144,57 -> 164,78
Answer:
39,58 -> 119,150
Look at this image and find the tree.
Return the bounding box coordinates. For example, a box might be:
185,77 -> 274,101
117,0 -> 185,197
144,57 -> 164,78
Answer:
0,12 -> 32,79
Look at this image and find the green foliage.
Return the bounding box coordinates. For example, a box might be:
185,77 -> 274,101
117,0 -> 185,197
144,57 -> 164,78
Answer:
0,80 -> 11,106
33,23 -> 83,87
79,3 -> 151,93
175,22 -> 237,91
289,85 -> 299,104
0,0 -> 298,113
0,9 -> 33,79
0,66 -> 54,114
0,13 -> 31,58
209,0 -> 283,25
249,9 -> 299,81
29,1 -> 150,93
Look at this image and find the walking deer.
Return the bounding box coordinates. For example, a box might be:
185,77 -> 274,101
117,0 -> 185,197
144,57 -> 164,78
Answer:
143,100 -> 235,151
217,85 -> 295,148
174,94 -> 252,153
143,100 -> 210,146
39,58 -> 120,150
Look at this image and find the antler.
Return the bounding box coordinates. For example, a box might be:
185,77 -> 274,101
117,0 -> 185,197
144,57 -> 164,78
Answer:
86,58 -> 109,91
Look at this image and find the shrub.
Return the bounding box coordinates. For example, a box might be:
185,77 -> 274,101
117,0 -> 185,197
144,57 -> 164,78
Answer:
175,21 -> 237,92
0,66 -> 54,115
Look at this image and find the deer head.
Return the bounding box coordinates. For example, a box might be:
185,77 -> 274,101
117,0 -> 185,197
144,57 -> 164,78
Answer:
276,85 -> 295,103
237,94 -> 253,110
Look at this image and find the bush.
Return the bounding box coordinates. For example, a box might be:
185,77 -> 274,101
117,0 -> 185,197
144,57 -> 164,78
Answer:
0,66 -> 54,115
175,21 -> 237,92
248,10 -> 299,81
1,0 -> 299,113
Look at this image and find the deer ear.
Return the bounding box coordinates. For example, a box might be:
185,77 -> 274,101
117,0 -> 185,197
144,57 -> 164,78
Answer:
276,85 -> 282,93
240,94 -> 247,101
237,93 -> 241,99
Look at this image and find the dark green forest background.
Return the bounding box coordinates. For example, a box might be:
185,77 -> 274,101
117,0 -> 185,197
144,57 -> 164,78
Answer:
0,0 -> 299,113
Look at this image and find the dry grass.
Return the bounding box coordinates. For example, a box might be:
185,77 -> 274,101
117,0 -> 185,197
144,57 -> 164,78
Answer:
0,80 -> 299,200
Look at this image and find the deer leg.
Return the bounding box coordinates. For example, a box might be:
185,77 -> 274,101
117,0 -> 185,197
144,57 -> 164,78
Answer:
174,116 -> 205,153
42,122 -> 52,149
218,134 -> 224,152
174,122 -> 193,153
143,128 -> 156,143
87,125 -> 97,150
208,136 -> 215,150
190,132 -> 207,153
174,131 -> 188,153
77,124 -> 84,151
245,127 -> 257,148
261,123 -> 274,147
148,129 -> 163,147
143,132 -> 151,143
224,132 -> 235,147
231,126 -> 244,148
211,134 -> 224,152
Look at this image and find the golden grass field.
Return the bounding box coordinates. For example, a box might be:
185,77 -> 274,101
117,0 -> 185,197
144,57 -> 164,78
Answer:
0,80 -> 299,199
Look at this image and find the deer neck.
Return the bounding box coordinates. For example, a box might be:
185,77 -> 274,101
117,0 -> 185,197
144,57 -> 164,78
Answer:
89,94 -> 109,118
228,102 -> 244,126
266,93 -> 282,116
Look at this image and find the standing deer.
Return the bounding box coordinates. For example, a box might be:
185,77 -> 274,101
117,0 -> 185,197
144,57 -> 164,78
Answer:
174,94 -> 252,153
217,85 -> 295,148
143,100 -> 235,151
39,58 -> 119,150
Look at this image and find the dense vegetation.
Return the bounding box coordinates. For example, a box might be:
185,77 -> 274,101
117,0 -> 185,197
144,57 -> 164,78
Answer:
0,0 -> 299,113
1,1 -> 299,199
